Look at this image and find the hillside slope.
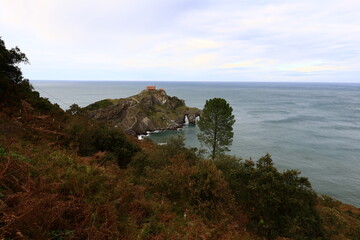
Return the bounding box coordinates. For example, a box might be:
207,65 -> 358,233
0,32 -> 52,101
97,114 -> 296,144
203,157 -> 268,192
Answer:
1,37 -> 360,240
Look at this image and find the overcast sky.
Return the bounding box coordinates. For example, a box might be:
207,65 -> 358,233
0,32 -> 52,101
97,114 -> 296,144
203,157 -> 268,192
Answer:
1,0 -> 360,82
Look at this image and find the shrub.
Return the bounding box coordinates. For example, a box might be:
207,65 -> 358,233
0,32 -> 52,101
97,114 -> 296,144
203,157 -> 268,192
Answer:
65,117 -> 139,167
93,126 -> 140,168
139,134 -> 198,170
145,155 -> 235,219
215,153 -> 323,240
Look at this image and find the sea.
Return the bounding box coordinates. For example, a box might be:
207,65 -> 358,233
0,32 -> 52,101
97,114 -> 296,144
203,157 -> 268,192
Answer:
31,80 -> 360,207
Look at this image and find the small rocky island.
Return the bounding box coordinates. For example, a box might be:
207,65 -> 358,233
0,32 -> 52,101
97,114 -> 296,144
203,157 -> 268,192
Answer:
86,86 -> 202,136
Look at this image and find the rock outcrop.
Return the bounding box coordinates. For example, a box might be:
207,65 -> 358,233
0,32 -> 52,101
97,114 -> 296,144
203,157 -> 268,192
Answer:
86,89 -> 202,136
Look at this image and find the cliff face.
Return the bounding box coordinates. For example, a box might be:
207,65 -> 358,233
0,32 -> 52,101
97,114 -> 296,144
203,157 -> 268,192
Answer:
87,89 -> 202,135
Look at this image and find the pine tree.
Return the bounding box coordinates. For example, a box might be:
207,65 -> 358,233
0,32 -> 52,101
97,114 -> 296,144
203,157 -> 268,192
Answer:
197,98 -> 235,160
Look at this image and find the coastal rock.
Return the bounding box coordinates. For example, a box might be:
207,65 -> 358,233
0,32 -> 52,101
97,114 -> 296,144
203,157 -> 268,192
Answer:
86,88 -> 202,135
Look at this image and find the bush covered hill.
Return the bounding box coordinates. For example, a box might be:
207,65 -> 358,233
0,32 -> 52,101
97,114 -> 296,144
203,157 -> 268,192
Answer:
1,37 -> 360,240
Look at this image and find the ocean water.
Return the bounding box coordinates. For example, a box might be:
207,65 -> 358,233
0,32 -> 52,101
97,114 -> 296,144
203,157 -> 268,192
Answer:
31,80 -> 360,207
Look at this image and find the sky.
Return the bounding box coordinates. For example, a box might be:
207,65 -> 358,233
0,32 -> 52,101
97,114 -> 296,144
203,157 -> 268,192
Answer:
1,0 -> 360,82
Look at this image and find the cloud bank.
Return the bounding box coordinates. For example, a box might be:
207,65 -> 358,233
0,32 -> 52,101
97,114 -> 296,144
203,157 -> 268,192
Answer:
1,0 -> 359,82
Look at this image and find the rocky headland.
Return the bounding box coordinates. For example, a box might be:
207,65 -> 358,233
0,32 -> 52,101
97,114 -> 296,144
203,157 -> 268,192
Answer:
86,87 -> 202,136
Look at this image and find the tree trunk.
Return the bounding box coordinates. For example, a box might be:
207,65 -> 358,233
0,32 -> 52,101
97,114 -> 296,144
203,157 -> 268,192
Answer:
212,115 -> 218,160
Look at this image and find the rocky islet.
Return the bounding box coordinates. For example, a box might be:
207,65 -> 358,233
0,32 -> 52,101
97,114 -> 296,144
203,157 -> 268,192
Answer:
86,87 -> 202,136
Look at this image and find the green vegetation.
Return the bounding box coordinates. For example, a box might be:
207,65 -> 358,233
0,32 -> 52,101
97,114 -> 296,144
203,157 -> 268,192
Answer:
197,98 -> 235,160
85,99 -> 114,111
65,115 -> 139,168
215,154 -> 323,239
0,37 -> 62,115
1,37 -> 360,240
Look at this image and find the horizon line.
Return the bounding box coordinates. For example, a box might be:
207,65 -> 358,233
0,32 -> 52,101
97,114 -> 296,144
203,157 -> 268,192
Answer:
30,79 -> 360,84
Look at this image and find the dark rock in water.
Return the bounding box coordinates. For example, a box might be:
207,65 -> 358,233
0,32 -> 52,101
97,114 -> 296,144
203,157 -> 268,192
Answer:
86,89 -> 202,136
